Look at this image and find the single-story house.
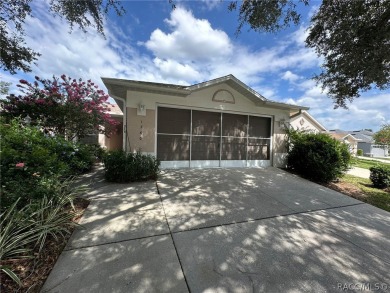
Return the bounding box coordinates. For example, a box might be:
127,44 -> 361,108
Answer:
290,110 -> 327,133
328,129 -> 389,157
327,131 -> 360,155
350,130 -> 388,157
102,74 -> 308,168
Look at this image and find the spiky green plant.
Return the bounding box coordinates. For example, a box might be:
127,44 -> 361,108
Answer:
0,179 -> 88,285
0,200 -> 40,285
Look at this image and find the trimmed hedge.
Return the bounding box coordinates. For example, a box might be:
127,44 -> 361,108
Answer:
369,166 -> 390,188
103,150 -> 160,182
287,131 -> 351,183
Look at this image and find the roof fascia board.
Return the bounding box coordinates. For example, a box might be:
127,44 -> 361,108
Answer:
102,76 -> 309,111
264,101 -> 309,111
125,85 -> 190,97
290,111 -> 326,131
102,78 -> 190,97
187,75 -> 267,101
302,111 -> 327,131
112,97 -> 125,111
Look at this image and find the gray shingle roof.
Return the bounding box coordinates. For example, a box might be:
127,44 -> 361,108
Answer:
350,133 -> 374,143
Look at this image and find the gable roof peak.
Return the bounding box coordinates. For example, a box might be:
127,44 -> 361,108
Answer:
186,74 -> 267,102
102,74 -> 308,112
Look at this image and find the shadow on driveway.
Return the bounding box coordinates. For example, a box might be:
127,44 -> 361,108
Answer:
42,167 -> 390,293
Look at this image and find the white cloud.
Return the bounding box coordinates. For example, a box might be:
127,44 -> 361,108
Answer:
284,87 -> 390,132
281,71 -> 301,82
1,3 -> 388,132
201,0 -> 222,10
154,58 -> 200,81
252,85 -> 277,100
145,8 -> 232,62
291,26 -> 309,46
308,5 -> 320,19
142,7 -> 321,85
1,2 -> 170,90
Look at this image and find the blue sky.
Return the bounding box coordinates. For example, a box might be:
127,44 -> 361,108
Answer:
1,1 -> 389,131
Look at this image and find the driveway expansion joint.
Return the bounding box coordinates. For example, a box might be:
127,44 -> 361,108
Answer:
170,202 -> 366,235
156,181 -> 192,293
64,232 -> 171,251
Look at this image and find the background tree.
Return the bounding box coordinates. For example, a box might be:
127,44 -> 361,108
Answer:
0,0 -> 124,74
0,80 -> 11,95
229,0 -> 309,34
2,75 -> 119,140
374,124 -> 390,145
229,0 -> 390,108
306,0 -> 390,108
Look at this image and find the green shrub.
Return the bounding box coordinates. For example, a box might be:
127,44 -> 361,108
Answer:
66,143 -> 95,174
83,144 -> 106,161
286,130 -> 351,183
357,149 -> 363,156
369,166 -> 390,188
103,150 -> 160,183
0,119 -> 94,210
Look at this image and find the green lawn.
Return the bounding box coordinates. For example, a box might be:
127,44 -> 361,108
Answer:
340,174 -> 390,212
351,158 -> 390,169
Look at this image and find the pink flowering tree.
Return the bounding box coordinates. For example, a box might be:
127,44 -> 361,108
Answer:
2,75 -> 119,140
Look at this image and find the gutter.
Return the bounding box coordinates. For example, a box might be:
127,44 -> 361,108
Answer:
264,100 -> 309,111
113,96 -> 127,152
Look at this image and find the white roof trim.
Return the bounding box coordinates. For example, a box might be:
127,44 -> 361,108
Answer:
291,111 -> 327,131
102,75 -> 309,111
342,134 -> 361,141
187,74 -> 266,101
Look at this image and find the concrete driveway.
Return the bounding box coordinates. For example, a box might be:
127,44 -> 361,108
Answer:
42,168 -> 390,293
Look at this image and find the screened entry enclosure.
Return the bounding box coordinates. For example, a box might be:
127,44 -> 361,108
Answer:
157,107 -> 272,168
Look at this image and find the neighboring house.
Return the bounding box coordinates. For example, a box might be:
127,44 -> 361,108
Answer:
349,130 -> 388,157
328,129 -> 388,157
102,74 -> 308,168
350,130 -> 374,155
290,110 -> 327,133
80,103 -> 123,151
327,131 -> 360,155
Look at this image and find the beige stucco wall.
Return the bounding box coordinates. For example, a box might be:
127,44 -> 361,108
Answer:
124,84 -> 291,166
105,122 -> 123,151
126,108 -> 155,153
290,115 -> 322,133
343,136 -> 358,155
126,84 -> 289,122
273,122 -> 288,167
98,119 -> 123,151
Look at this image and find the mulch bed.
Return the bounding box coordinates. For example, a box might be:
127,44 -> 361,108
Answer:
324,180 -> 368,201
0,198 -> 90,293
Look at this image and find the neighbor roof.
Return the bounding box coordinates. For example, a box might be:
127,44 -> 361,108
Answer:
106,103 -> 123,116
350,133 -> 374,143
351,129 -> 374,137
102,74 -> 309,112
328,133 -> 360,141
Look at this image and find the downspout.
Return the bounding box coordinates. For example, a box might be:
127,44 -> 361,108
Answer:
115,96 -> 127,152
